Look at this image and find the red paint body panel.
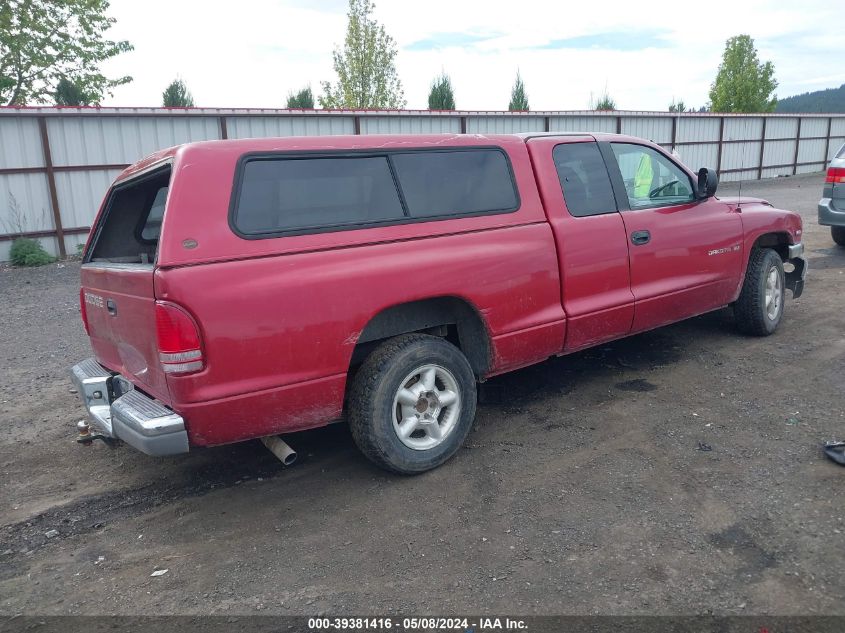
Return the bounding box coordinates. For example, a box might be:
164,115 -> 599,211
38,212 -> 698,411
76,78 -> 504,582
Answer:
78,133 -> 804,449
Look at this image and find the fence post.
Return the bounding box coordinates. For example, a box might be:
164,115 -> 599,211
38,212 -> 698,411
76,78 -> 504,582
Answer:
792,117 -> 802,175
715,117 -> 725,176
615,116 -> 622,134
219,115 -> 228,140
460,115 -> 467,134
544,116 -> 550,133
757,117 -> 767,179
37,116 -> 66,258
824,117 -> 832,164
353,115 -> 361,135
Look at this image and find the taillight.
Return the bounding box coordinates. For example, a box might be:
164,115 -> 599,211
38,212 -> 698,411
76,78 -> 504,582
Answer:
826,167 -> 845,184
79,288 -> 90,335
155,301 -> 204,374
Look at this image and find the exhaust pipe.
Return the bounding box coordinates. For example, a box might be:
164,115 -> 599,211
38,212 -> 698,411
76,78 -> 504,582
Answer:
261,435 -> 297,466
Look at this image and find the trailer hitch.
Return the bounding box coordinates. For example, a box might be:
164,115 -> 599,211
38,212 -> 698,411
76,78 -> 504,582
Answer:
76,420 -> 118,447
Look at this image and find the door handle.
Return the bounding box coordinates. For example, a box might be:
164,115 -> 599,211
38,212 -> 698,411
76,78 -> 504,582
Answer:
106,298 -> 117,316
631,230 -> 651,245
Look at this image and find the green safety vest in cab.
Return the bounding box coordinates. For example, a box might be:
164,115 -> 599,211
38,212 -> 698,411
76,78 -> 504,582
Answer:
633,154 -> 653,198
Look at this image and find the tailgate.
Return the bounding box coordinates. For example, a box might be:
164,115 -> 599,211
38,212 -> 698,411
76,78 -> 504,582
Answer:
82,265 -> 170,403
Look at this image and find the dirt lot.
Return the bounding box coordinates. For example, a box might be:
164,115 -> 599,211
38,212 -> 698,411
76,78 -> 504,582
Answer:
1,172 -> 843,616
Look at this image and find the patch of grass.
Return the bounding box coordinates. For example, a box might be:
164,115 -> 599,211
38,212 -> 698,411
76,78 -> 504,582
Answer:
9,238 -> 57,267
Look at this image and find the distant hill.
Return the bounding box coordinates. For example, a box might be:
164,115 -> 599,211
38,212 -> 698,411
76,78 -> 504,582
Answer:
776,84 -> 845,113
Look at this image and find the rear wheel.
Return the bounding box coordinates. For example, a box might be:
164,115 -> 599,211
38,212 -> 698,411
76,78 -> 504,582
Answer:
348,334 -> 477,474
734,248 -> 785,336
832,226 -> 845,247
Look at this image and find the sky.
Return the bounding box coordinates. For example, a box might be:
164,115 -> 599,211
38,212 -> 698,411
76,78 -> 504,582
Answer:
98,0 -> 844,111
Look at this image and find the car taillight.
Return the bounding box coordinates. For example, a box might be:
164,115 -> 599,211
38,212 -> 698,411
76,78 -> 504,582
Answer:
826,167 -> 845,184
79,288 -> 90,335
155,301 -> 204,374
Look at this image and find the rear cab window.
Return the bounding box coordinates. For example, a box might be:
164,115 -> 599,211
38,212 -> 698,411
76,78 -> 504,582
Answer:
230,148 -> 519,238
87,165 -> 171,264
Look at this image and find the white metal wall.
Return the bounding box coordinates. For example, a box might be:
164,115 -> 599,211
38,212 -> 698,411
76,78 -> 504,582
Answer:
0,108 -> 842,261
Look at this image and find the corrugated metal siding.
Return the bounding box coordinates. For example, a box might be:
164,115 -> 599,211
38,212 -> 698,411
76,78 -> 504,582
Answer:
723,117 -> 764,140
54,169 -> 123,230
677,117 -> 720,143
0,117 -> 43,169
466,116 -> 545,133
359,115 -> 461,134
621,117 -> 672,144
47,116 -> 220,166
676,143 -> 718,172
765,117 -> 798,139
548,115 -> 616,133
797,138 -> 827,166
721,141 -> 762,171
1,109 -> 843,261
721,168 -> 758,183
762,140 -> 795,168
227,115 -> 354,139
830,119 -> 845,137
0,173 -> 53,232
800,118 -> 827,137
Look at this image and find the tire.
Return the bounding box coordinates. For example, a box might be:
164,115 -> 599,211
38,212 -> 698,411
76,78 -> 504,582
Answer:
348,333 -> 477,474
832,226 -> 845,247
734,248 -> 785,336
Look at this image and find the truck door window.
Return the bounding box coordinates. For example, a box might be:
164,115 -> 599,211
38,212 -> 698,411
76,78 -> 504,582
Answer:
610,143 -> 695,209
552,142 -> 617,217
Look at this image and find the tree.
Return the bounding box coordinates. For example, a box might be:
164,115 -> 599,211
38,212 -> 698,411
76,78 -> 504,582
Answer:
593,93 -> 616,111
508,72 -> 529,111
319,0 -> 405,109
428,73 -> 455,110
669,99 -> 686,113
709,35 -> 777,113
162,78 -> 194,107
286,86 -> 315,109
0,0 -> 132,106
54,77 -> 94,106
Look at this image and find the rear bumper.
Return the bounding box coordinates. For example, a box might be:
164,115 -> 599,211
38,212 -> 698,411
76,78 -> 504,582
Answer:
69,358 -> 188,456
818,198 -> 845,227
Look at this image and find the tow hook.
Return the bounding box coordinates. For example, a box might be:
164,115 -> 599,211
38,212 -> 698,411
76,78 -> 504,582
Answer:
75,420 -> 117,447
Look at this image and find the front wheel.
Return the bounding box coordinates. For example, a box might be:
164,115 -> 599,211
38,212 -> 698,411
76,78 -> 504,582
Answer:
348,334 -> 477,474
734,248 -> 785,336
832,226 -> 845,247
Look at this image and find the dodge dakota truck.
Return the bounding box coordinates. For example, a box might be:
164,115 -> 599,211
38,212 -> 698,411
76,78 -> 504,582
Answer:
70,132 -> 806,474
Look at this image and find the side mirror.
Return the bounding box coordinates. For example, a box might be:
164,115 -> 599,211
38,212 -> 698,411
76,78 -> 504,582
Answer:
697,167 -> 718,199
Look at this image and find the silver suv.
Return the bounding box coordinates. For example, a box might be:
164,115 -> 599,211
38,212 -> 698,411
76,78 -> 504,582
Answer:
819,142 -> 845,246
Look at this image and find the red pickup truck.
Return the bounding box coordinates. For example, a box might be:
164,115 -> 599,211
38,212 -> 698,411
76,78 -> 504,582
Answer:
70,133 -> 806,474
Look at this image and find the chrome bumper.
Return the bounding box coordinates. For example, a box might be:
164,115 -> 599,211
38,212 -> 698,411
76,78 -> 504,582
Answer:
786,242 -> 807,300
69,358 -> 188,456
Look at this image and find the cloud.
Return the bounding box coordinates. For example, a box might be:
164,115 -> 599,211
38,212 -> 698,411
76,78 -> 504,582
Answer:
534,30 -> 670,52
405,32 -> 502,52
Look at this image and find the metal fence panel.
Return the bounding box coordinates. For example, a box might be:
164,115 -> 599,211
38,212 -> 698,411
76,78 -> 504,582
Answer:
549,115 -> 616,133
676,117 -> 720,143
723,117 -> 764,141
0,108 -> 843,261
0,117 -> 43,169
466,116 -> 545,133
227,115 -> 355,138
621,116 -> 673,144
54,169 -> 122,231
360,115 -> 461,134
47,116 -> 220,166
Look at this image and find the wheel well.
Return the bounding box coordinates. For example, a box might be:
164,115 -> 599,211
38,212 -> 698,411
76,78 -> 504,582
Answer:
752,232 -> 790,261
351,297 -> 491,377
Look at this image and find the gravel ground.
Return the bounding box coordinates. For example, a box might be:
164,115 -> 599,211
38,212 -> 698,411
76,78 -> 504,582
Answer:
0,172 -> 843,616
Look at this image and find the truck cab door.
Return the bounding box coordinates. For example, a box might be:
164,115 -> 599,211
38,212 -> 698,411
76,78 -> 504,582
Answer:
602,141 -> 743,333
527,137 -> 634,353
